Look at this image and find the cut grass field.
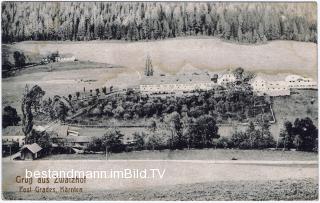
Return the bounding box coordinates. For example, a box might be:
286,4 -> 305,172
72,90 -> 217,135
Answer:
42,148 -> 318,161
3,178 -> 318,200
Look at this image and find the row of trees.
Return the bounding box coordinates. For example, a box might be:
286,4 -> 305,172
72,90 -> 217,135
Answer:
211,117 -> 318,152
2,2 -> 317,43
87,113 -> 220,152
3,51 -> 27,74
86,117 -> 317,153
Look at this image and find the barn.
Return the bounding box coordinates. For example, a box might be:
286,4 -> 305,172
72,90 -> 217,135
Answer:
20,143 -> 42,160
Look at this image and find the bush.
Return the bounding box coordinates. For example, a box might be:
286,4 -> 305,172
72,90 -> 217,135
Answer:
230,121 -> 275,149
216,137 -> 230,148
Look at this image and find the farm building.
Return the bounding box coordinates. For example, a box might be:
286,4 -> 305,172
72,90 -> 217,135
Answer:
251,76 -> 290,96
285,75 -> 317,89
140,74 -> 217,94
65,136 -> 92,149
20,143 -> 42,160
55,54 -> 76,62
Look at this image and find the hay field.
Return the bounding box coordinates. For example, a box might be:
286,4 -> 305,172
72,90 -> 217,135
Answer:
11,37 -> 317,78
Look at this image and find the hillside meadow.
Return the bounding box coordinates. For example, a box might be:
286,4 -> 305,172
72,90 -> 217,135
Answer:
10,38 -> 317,77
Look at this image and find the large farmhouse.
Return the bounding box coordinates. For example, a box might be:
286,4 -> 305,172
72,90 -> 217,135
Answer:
140,74 -> 217,94
250,76 -> 290,96
140,71 -> 317,97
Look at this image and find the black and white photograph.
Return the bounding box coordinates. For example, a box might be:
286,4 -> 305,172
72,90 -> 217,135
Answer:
1,1 -> 318,201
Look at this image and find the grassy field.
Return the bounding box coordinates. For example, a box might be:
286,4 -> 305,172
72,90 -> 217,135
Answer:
270,89 -> 318,139
273,89 -> 318,124
42,149 -> 318,161
3,61 -> 121,78
3,178 -> 318,200
9,38 -> 317,77
2,64 -> 130,112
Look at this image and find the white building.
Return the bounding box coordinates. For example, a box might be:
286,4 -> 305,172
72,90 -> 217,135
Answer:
285,75 -> 317,89
140,74 -> 217,94
250,76 -> 290,96
55,54 -> 76,62
217,72 -> 236,85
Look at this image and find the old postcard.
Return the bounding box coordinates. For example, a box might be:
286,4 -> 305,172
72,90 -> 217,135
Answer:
1,1 -> 318,201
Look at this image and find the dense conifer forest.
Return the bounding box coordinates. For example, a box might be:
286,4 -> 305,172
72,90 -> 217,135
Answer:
1,2 -> 317,43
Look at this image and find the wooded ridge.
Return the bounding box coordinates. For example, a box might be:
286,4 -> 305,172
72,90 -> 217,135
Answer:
1,2 -> 317,43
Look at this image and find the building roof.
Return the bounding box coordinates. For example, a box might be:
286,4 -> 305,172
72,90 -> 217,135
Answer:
46,123 -> 69,137
65,136 -> 92,143
2,126 -> 24,137
257,73 -> 286,82
21,143 -> 42,154
140,74 -> 212,85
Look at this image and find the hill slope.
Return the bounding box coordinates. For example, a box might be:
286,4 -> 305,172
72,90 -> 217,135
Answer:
11,38 -> 317,78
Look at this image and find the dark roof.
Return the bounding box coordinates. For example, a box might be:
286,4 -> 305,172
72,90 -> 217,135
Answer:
21,143 -> 42,154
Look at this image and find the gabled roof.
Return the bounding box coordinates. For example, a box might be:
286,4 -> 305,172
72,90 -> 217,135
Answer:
21,143 -> 42,154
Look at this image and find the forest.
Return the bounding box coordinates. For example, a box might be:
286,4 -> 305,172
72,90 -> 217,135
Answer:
1,2 -> 317,43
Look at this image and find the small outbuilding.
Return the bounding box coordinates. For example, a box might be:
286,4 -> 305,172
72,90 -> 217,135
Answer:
20,143 -> 42,160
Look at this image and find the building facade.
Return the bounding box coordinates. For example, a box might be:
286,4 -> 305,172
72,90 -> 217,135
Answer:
140,74 -> 218,94
139,70 -> 317,97
285,75 -> 317,89
251,76 -> 290,96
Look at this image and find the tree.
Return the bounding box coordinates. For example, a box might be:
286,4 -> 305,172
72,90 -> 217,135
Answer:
164,112 -> 184,149
2,106 -> 21,128
101,129 -> 125,153
292,117 -> 318,151
190,115 -> 219,148
145,132 -> 168,150
21,85 -> 45,143
233,67 -> 244,80
132,131 -> 146,150
13,51 -> 26,68
53,101 -> 69,121
231,121 -> 275,149
88,137 -> 104,152
28,129 -> 51,150
279,121 -> 294,149
2,2 -> 316,44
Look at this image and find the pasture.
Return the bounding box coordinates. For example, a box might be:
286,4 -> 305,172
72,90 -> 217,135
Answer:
9,37 -> 317,77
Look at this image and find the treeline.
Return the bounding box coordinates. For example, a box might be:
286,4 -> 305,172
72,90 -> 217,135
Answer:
2,2 -> 317,43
